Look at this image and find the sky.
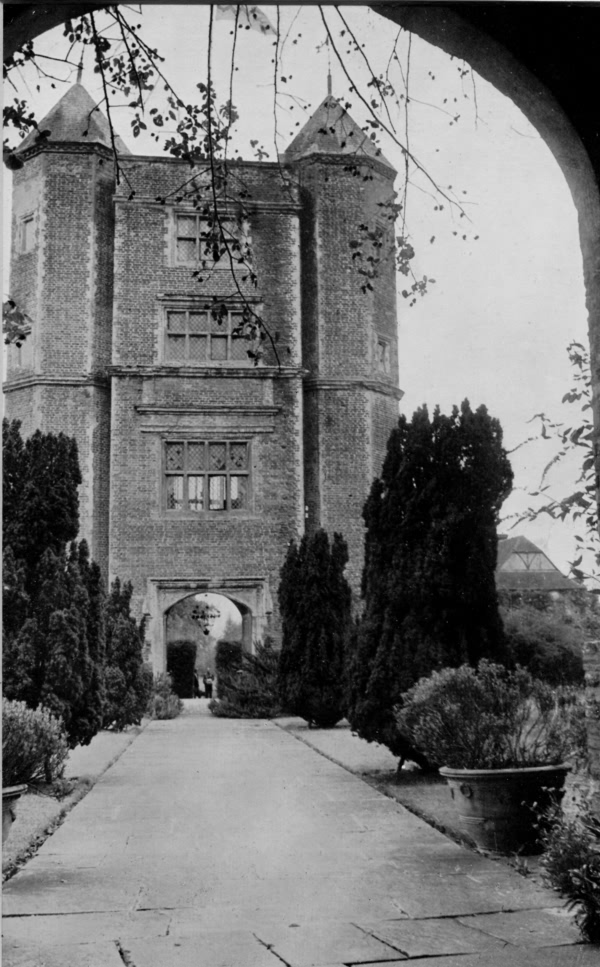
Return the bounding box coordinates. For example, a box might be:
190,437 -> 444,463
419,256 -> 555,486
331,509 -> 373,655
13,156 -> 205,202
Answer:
2,3 -> 591,577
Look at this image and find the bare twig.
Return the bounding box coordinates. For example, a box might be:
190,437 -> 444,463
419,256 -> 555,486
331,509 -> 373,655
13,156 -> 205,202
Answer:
317,7 -> 466,220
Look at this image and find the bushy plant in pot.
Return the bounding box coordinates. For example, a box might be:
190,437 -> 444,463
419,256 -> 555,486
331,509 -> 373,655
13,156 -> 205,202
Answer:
397,660 -> 581,855
2,700 -> 69,843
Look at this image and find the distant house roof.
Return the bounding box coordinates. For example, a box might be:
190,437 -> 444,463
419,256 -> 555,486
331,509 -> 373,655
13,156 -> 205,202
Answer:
496,536 -> 580,592
17,83 -> 130,155
281,95 -> 395,171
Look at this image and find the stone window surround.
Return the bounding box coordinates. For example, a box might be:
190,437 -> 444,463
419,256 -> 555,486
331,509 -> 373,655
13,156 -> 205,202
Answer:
163,305 -> 251,365
19,211 -> 36,253
7,325 -> 33,373
171,210 -> 251,268
156,295 -> 262,368
375,334 -> 391,375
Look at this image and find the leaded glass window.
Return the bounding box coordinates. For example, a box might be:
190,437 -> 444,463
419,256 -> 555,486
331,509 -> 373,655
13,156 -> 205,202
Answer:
164,440 -> 250,513
164,308 -> 249,364
174,213 -> 245,266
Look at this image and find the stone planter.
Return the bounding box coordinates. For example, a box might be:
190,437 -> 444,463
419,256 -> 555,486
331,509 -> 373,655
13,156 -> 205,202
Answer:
2,784 -> 28,844
440,763 -> 571,855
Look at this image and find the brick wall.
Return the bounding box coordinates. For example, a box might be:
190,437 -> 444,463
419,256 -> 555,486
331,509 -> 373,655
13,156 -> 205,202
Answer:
7,136 -> 401,650
297,155 -> 400,596
109,159 -> 304,636
5,145 -> 114,575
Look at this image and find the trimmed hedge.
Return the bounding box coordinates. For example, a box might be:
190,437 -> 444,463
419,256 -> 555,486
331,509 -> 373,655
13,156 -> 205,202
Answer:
278,530 -> 351,728
213,640 -> 243,702
167,640 -> 198,698
209,638 -> 281,718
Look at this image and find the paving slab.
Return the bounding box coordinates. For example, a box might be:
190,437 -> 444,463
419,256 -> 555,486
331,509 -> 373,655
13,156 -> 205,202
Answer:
388,948 -> 600,966
252,921 -> 405,964
1,941 -> 125,967
2,702 -> 594,966
356,916 -> 510,958
120,934 -> 284,967
3,910 -> 171,945
457,907 -> 583,947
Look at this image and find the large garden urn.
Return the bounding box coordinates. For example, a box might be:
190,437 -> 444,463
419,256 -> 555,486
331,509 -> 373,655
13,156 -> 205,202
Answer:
2,784 -> 28,844
440,763 -> 570,855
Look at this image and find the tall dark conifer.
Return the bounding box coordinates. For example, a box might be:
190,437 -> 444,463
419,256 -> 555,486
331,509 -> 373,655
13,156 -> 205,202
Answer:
20,428 -> 81,583
2,421 -> 104,747
103,579 -> 153,729
2,418 -> 26,554
278,529 -> 352,727
346,401 -> 513,760
65,541 -> 107,744
4,546 -> 95,747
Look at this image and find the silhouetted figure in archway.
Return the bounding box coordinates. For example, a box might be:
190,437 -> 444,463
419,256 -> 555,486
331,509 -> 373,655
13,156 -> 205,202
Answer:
203,671 -> 214,699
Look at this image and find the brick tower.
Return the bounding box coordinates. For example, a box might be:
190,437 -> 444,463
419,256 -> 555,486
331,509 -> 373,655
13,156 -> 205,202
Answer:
5,83 -> 127,575
6,82 -> 402,665
284,94 -> 402,591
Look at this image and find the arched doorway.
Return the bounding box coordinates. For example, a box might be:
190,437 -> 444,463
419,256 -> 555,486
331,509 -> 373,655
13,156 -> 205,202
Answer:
164,592 -> 247,697
143,577 -> 273,674
163,591 -> 256,697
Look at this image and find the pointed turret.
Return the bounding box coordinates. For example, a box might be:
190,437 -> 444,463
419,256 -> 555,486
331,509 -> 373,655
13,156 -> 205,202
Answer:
7,81 -> 122,578
282,95 -> 394,171
18,82 -> 129,155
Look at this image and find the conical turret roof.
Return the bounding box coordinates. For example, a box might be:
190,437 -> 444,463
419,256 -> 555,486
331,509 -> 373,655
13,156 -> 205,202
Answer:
282,95 -> 394,171
17,83 -> 130,154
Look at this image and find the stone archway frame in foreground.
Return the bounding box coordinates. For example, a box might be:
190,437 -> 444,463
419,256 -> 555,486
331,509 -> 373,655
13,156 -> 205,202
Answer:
374,3 -> 600,449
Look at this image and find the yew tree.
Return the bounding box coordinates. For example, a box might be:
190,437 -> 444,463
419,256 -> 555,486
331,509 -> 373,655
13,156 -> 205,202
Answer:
103,578 -> 153,730
278,529 -> 352,728
2,419 -> 81,590
346,401 -> 513,761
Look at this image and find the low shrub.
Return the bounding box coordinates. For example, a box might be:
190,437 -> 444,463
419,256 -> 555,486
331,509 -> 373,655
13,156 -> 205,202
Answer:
2,700 -> 69,786
209,638 -> 281,718
149,672 -> 183,720
540,800 -> 600,942
104,662 -> 154,730
213,640 -> 244,703
166,640 -> 197,698
397,660 -> 580,770
501,604 -> 584,686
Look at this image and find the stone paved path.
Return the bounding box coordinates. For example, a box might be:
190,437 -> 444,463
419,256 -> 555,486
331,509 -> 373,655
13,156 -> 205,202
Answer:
3,702 -> 599,966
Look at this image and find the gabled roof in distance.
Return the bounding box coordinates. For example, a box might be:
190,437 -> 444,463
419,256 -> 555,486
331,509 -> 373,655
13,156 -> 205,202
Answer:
496,535 -> 580,591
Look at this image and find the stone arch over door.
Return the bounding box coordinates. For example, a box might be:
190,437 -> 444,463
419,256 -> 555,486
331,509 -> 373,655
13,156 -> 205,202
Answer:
143,576 -> 273,672
374,4 -> 600,454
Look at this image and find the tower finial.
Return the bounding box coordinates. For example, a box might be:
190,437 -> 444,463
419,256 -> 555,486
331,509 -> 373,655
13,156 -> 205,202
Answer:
76,53 -> 84,85
327,71 -> 332,97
